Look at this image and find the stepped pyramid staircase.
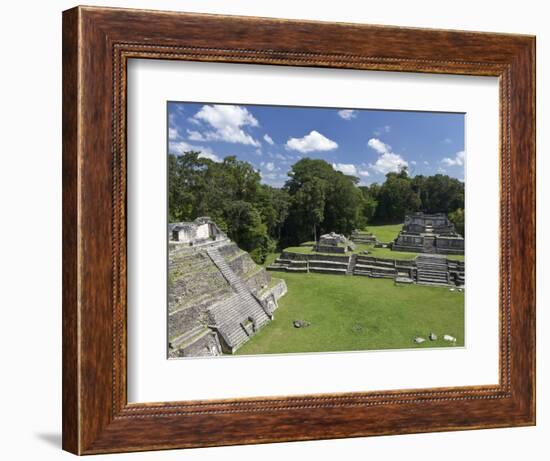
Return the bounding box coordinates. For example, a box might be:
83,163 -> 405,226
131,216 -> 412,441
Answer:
346,254 -> 357,275
415,254 -> 449,286
206,247 -> 270,352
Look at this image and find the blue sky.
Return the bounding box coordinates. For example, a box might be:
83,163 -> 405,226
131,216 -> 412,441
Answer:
168,102 -> 465,188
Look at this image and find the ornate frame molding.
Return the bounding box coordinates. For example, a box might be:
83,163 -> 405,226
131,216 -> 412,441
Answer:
63,6 -> 535,454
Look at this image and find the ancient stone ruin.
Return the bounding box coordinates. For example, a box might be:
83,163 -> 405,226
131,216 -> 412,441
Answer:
314,232 -> 356,254
168,217 -> 287,358
350,229 -> 377,245
268,251 -> 464,287
392,212 -> 464,255
170,216 -> 226,245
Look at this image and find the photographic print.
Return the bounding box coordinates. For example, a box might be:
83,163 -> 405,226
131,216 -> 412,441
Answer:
167,102 -> 465,358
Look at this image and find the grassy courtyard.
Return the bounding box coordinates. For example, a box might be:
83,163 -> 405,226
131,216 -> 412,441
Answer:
281,222 -> 464,262
364,223 -> 404,243
236,271 -> 464,356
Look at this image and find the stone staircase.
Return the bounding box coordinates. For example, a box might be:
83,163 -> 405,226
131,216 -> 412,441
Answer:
350,230 -> 377,244
346,254 -> 357,275
422,235 -> 436,253
206,247 -> 270,352
415,254 -> 450,286
308,258 -> 349,275
286,260 -> 308,272
353,255 -> 397,278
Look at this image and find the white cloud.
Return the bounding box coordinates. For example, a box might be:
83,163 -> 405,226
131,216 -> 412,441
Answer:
168,127 -> 180,141
168,140 -> 195,155
187,129 -> 206,141
263,134 -> 274,145
168,141 -> 222,162
262,172 -> 277,180
367,138 -> 391,155
265,162 -> 276,172
358,169 -> 370,177
286,130 -> 338,153
371,153 -> 408,174
367,137 -> 408,174
198,151 -> 222,163
259,170 -> 287,187
190,104 -> 260,146
275,153 -> 286,161
337,109 -> 357,120
441,150 -> 465,167
410,160 -> 417,166
443,137 -> 453,144
423,160 -> 429,165
332,163 -> 358,176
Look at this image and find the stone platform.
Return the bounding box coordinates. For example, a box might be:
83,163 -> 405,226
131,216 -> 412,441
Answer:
267,250 -> 464,288
392,212 -> 464,255
168,220 -> 287,358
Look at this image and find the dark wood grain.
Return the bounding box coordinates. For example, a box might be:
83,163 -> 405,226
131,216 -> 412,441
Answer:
62,7 -> 79,454
62,5 -> 536,455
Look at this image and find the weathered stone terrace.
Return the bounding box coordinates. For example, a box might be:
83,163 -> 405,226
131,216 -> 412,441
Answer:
168,220 -> 287,358
392,212 -> 464,255
268,249 -> 464,288
350,229 -> 377,245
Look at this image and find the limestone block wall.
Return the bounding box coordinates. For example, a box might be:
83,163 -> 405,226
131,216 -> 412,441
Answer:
170,331 -> 222,358
168,304 -> 212,341
168,238 -> 287,357
217,242 -> 240,259
168,265 -> 231,313
279,251 -> 350,264
228,252 -> 257,277
269,279 -> 288,299
245,269 -> 271,292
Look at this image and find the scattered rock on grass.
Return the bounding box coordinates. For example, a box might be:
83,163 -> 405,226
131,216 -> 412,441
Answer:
293,320 -> 311,328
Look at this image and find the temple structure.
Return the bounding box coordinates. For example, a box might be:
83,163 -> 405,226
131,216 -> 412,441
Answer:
170,216 -> 226,246
392,212 -> 464,255
313,232 -> 356,254
168,217 -> 287,358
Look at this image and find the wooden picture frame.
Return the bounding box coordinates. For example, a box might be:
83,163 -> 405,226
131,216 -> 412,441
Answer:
62,5 -> 535,455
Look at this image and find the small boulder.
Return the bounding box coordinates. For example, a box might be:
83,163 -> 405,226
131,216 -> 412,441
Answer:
293,320 -> 311,328
413,336 -> 426,344
443,334 -> 457,343
429,332 -> 438,341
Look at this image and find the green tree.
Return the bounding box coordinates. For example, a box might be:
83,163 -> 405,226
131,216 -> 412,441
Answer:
358,185 -> 378,224
282,159 -> 370,243
324,172 -> 365,235
225,201 -> 270,263
449,208 -> 465,236
375,168 -> 421,222
412,174 -> 464,214
293,178 -> 326,242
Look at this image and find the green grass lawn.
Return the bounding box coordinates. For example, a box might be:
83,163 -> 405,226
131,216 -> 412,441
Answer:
364,223 -> 404,243
366,246 -> 464,261
236,272 -> 464,355
262,252 -> 280,268
280,221 -> 464,262
281,242 -> 464,262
